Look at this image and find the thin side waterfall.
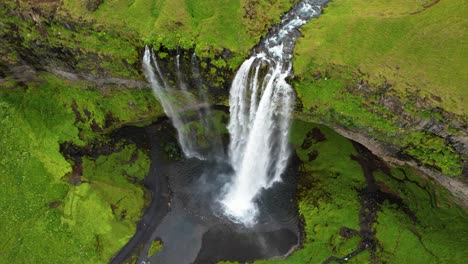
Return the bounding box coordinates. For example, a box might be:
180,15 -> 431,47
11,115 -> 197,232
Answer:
221,0 -> 326,225
142,47 -> 222,159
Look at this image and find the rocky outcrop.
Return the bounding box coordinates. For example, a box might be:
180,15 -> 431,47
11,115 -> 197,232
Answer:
329,123 -> 468,210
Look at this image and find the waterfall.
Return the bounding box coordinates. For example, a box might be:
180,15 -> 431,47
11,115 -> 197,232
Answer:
142,0 -> 328,226
142,47 -> 222,159
220,0 -> 325,225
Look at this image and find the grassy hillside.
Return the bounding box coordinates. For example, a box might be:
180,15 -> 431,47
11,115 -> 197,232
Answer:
294,0 -> 466,115
58,0 -> 297,65
293,0 -> 467,177
0,75 -> 162,263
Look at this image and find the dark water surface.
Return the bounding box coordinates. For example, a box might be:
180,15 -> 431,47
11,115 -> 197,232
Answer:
110,120 -> 301,264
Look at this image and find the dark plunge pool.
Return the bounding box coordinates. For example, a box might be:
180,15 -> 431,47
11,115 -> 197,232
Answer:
110,119 -> 301,264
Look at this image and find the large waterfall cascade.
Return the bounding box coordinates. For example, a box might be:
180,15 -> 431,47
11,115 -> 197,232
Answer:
221,0 -> 325,225
143,0 -> 328,226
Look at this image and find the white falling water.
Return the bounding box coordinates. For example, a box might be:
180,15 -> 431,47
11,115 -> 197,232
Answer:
143,47 -> 209,160
221,0 -> 324,225
141,0 -> 326,226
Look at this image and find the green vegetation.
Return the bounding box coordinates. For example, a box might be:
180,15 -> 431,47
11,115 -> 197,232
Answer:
256,121 -> 364,263
293,0 -> 466,177
62,144 -> 150,262
294,75 -> 463,176
58,0 -> 297,66
254,120 -> 467,263
148,239 -> 163,256
1,0 -> 466,263
0,75 -> 160,263
295,0 -> 466,115
0,2 -> 141,78
373,169 -> 468,263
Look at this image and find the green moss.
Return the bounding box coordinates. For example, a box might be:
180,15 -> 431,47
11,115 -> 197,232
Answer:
33,74 -> 163,141
291,0 -> 465,178
295,0 -> 467,115
0,75 -> 158,263
60,143 -> 150,262
402,132 -> 462,176
58,0 -> 297,67
294,71 -> 463,177
257,120 -> 467,264
0,4 -> 140,78
255,121 -> 364,264
148,239 -> 163,256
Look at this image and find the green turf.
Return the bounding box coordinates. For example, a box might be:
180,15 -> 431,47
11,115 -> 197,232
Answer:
0,76 -> 160,263
58,0 -> 297,67
253,120 -> 467,264
294,0 -> 467,115
294,74 -> 462,176
290,0 -> 465,177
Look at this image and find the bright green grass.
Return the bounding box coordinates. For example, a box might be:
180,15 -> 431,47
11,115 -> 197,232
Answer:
61,144 -> 150,263
0,76 -> 159,263
254,120 -> 467,264
255,121 -> 364,263
373,169 -> 468,263
294,76 -> 462,176
148,239 -> 163,256
295,0 -> 467,115
59,0 -> 297,66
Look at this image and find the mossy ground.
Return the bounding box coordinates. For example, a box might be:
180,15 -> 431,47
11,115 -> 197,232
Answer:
294,0 -> 466,116
292,0 -> 466,177
61,143 -> 150,263
147,239 -> 163,257
0,2 -> 142,78
0,75 -> 161,263
253,120 -> 467,263
46,0 -> 297,68
294,76 -> 462,177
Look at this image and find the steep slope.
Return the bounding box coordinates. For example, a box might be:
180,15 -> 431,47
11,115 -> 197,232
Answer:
293,0 -> 467,185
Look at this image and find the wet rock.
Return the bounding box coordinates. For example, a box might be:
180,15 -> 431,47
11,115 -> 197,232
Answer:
380,95 -> 403,115
309,127 -> 326,142
70,158 -> 83,185
86,0 -> 103,12
48,200 -> 62,208
301,138 -> 312,150
308,150 -> 318,161
9,64 -> 36,83
221,48 -> 233,60
339,227 -> 359,239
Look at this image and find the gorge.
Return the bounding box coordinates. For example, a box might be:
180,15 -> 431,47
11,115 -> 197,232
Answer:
0,0 -> 467,264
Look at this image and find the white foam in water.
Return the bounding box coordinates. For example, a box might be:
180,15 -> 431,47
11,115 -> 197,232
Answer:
221,0 -> 323,226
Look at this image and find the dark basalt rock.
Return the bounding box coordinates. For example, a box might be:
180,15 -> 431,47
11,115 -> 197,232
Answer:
85,0 -> 103,12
